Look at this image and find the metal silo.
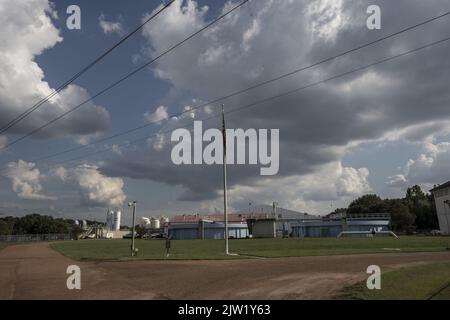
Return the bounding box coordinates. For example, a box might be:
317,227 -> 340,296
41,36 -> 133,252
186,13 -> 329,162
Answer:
160,216 -> 169,226
113,210 -> 121,231
151,217 -> 160,229
140,217 -> 150,228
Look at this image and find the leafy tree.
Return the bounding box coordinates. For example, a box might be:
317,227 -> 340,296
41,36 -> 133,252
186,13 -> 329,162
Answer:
384,199 -> 415,231
0,214 -> 71,235
347,194 -> 385,214
345,186 -> 438,232
330,208 -> 347,215
135,226 -> 149,238
406,185 -> 427,203
405,185 -> 438,230
0,220 -> 13,235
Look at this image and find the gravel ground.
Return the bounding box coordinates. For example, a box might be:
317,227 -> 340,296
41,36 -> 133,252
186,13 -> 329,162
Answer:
1,242 -> 449,300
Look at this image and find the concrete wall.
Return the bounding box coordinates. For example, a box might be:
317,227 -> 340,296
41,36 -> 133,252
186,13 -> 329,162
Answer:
111,230 -> 129,239
251,220 -> 276,238
433,187 -> 450,235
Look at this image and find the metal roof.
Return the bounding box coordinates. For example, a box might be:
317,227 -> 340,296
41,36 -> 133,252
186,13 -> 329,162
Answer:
430,181 -> 450,192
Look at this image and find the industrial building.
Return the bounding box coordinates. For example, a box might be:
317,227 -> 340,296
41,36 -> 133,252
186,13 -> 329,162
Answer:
169,221 -> 249,240
168,214 -> 249,240
431,181 -> 450,235
290,213 -> 392,238
169,207 -> 393,239
247,210 -> 392,238
76,209 -> 128,239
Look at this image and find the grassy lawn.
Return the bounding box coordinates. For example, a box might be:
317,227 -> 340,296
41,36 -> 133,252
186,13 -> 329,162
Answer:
51,236 -> 450,261
341,263 -> 450,300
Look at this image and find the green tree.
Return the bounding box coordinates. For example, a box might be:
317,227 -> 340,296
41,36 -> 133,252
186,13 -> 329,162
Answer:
405,185 -> 427,203
384,199 -> 415,231
347,193 -> 416,231
405,185 -> 438,230
347,194 -> 385,214
135,226 -> 149,238
0,219 -> 13,235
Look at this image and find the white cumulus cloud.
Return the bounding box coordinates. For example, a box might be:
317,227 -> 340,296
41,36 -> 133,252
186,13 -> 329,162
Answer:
0,0 -> 110,141
144,105 -> 169,123
4,160 -> 56,200
53,164 -> 126,208
99,13 -> 125,36
386,142 -> 450,189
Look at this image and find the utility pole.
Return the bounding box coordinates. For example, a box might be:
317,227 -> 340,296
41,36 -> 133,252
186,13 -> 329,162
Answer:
272,201 -> 278,217
128,201 -> 137,257
222,104 -> 229,255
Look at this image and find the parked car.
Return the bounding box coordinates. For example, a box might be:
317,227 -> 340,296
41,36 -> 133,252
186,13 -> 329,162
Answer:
123,232 -> 137,239
150,232 -> 165,238
430,229 -> 442,236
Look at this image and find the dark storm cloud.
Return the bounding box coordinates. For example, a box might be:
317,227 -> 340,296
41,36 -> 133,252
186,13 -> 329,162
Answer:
101,0 -> 450,201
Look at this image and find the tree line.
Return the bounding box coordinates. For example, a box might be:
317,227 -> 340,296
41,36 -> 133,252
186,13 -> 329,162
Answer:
332,185 -> 439,232
0,214 -> 101,235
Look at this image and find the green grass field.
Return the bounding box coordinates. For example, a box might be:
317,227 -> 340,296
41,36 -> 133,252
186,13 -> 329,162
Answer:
341,263 -> 450,300
51,236 -> 450,261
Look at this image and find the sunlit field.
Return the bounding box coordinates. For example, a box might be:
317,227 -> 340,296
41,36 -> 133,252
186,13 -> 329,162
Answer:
51,236 -> 450,261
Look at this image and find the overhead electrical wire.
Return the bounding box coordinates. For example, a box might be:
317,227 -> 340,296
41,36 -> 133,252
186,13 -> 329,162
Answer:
9,10 -> 450,165
0,0 -> 176,135
5,34 -> 448,173
0,0 -> 250,151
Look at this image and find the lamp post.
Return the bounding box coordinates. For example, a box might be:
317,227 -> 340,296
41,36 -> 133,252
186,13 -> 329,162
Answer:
128,201 -> 137,257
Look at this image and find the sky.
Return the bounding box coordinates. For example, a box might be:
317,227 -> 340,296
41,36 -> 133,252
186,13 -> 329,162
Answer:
1,0 -> 450,224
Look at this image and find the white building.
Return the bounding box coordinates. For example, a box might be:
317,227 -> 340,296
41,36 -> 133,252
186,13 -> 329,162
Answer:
431,181 -> 450,235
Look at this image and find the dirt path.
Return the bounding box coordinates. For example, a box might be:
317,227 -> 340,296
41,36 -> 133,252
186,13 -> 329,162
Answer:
1,242 -> 449,300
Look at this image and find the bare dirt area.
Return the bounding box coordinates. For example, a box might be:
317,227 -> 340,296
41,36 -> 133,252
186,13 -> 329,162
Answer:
1,242 -> 450,300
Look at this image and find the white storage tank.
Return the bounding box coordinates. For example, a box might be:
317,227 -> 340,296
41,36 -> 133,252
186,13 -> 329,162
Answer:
160,216 -> 169,226
140,217 -> 151,228
106,210 -> 115,230
151,217 -> 160,229
113,210 -> 121,231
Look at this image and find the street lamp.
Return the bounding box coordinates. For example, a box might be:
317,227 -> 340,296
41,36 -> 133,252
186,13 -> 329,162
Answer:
128,201 -> 137,257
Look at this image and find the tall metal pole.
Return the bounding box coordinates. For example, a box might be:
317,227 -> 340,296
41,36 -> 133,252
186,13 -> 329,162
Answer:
222,104 -> 229,255
130,201 -> 137,257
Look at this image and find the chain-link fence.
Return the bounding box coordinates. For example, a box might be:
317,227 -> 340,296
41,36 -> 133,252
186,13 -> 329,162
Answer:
0,233 -> 71,243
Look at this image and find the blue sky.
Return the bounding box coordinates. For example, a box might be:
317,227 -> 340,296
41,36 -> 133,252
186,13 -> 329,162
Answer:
1,0 -> 450,223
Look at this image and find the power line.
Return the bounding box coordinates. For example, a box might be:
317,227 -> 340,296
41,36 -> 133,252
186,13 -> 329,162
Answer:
13,10 -> 450,164
7,34 -> 449,173
224,36 -> 450,117
0,0 -> 175,135
0,0 -> 250,151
